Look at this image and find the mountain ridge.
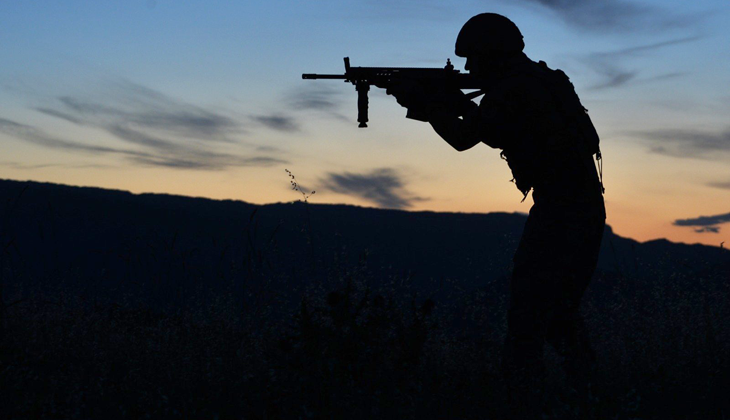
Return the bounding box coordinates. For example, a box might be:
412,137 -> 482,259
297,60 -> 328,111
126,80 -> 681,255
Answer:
1,178 -> 727,309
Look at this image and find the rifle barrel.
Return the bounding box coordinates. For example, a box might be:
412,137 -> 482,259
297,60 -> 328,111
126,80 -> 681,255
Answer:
302,74 -> 346,80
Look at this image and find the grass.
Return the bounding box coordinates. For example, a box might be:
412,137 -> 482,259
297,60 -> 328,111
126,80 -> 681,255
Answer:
2,257 -> 728,419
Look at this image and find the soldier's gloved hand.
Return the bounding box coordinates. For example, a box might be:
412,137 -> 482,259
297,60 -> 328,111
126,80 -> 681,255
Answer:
430,86 -> 477,117
386,80 -> 477,121
385,79 -> 430,110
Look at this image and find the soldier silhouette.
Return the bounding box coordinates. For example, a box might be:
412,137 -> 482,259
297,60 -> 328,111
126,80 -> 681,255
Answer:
386,13 -> 606,418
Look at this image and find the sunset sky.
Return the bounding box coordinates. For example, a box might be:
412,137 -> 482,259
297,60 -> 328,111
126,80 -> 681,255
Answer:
1,0 -> 729,247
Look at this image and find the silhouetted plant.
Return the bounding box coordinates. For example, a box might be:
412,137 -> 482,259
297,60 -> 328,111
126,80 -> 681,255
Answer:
285,168 -> 316,203
284,168 -> 317,274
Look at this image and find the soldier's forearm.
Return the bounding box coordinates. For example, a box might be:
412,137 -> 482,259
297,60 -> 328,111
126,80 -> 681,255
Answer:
427,106 -> 483,152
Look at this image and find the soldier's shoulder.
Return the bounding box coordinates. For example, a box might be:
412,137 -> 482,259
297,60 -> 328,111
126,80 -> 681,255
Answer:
502,69 -> 554,101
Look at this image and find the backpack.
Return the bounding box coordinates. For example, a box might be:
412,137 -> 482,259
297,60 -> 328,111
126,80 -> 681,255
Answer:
535,60 -> 604,192
535,60 -> 600,155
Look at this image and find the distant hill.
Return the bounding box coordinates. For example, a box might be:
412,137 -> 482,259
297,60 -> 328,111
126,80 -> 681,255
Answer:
1,178 -> 728,308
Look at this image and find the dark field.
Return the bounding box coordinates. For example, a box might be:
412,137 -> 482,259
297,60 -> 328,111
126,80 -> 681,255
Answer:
1,179 -> 729,419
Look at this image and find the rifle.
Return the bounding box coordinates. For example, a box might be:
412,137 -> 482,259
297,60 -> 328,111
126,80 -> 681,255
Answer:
302,57 -> 485,127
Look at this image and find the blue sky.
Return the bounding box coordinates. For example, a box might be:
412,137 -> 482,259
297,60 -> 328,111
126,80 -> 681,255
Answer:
1,0 -> 729,246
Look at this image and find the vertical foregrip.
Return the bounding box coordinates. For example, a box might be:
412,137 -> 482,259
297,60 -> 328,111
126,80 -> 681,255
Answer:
356,82 -> 369,128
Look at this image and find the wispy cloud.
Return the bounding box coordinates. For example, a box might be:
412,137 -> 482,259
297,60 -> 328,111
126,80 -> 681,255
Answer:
637,127 -> 730,160
6,79 -> 287,170
582,36 -> 700,90
0,160 -> 108,170
252,114 -> 300,132
603,36 -> 703,56
0,117 -> 143,156
322,168 -> 427,209
513,0 -> 699,33
34,108 -> 84,125
674,212 -> 730,233
289,85 -> 349,121
39,80 -> 241,142
355,0 -> 454,21
125,154 -> 283,170
0,114 -> 285,171
588,67 -> 637,90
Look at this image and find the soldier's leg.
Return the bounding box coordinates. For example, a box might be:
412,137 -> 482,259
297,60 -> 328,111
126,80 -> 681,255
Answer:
503,262 -> 569,419
560,217 -> 603,382
503,202 -> 604,417
503,204 -> 565,364
504,273 -> 545,368
545,217 -> 604,411
502,269 -> 549,418
545,288 -> 596,387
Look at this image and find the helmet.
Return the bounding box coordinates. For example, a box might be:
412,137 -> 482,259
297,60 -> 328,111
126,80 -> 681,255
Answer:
455,13 -> 524,57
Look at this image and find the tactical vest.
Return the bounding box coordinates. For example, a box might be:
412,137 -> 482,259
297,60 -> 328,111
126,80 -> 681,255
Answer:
502,60 -> 604,198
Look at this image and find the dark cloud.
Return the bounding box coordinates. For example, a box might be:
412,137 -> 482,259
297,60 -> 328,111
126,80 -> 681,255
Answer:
583,36 -> 700,90
674,212 -> 730,234
6,79 -> 288,170
694,227 -> 720,234
638,127 -> 730,160
256,145 -> 281,153
707,181 -> 730,190
252,114 -> 300,132
514,0 -> 699,33
322,168 -> 427,209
